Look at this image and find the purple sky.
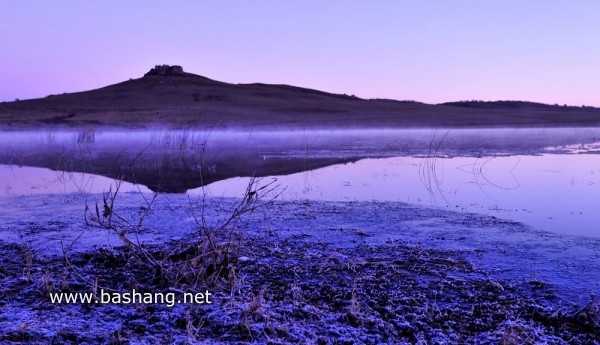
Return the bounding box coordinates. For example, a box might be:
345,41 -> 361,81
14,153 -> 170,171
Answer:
2,1 -> 599,106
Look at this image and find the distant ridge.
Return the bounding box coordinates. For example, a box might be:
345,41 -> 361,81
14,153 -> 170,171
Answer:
441,100 -> 595,111
2,65 -> 600,129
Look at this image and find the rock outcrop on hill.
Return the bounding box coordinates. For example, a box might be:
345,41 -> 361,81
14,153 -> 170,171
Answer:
144,65 -> 185,77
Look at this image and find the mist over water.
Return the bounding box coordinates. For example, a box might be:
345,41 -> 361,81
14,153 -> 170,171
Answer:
2,127 -> 600,237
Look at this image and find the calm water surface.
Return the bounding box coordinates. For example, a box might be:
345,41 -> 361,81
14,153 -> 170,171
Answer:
2,127 -> 599,237
200,153 -> 600,237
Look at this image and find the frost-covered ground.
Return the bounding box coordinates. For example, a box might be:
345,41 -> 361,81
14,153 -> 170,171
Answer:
0,192 -> 599,344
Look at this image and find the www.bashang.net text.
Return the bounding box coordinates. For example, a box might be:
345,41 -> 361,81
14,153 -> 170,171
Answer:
49,289 -> 212,308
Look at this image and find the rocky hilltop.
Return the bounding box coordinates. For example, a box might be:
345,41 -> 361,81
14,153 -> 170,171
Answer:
143,65 -> 186,77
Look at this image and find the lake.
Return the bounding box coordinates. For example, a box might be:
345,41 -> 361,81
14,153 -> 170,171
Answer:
2,127 -> 600,238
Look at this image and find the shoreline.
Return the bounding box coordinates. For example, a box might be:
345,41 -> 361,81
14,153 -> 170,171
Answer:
3,121 -> 600,132
1,192 -> 599,343
2,193 -> 600,297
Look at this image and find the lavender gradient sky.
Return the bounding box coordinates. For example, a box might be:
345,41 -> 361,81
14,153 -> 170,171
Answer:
1,1 -> 599,106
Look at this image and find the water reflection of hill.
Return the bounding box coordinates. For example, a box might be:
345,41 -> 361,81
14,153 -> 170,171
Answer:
1,127 -> 599,193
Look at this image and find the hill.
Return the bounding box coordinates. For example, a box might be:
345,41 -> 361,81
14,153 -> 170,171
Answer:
2,65 -> 600,129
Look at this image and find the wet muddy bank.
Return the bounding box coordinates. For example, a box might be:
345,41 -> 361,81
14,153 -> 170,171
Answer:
1,233 -> 598,344
0,193 -> 599,343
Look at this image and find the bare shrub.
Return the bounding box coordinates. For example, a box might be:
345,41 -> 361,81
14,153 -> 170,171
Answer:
82,173 -> 281,292
184,176 -> 281,289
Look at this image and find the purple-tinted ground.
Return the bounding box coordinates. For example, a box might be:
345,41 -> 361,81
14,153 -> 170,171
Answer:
0,185 -> 599,343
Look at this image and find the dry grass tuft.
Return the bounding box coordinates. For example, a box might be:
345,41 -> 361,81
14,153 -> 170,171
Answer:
498,319 -> 541,345
574,295 -> 600,328
80,174 -> 281,297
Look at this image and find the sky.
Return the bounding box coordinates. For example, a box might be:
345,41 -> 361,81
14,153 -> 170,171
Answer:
1,1 -> 599,106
